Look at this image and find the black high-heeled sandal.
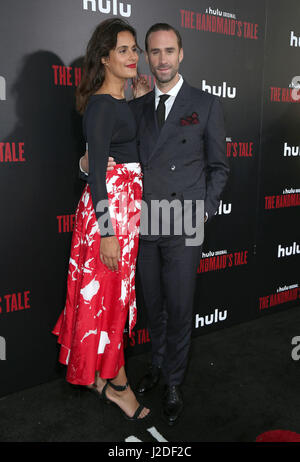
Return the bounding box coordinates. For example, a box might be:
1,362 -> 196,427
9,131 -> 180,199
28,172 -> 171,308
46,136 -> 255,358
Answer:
102,379 -> 150,421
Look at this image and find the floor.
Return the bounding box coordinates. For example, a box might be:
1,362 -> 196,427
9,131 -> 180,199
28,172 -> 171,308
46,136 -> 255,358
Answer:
1,306 -> 300,443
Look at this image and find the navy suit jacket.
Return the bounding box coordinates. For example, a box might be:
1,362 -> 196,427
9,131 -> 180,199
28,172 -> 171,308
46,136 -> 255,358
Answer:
128,80 -> 229,238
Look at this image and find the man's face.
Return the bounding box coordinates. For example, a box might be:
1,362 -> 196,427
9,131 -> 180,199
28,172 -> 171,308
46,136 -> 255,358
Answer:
146,30 -> 183,84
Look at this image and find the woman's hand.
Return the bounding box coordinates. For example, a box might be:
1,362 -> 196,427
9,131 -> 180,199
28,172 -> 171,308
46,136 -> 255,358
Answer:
132,76 -> 151,98
100,236 -> 120,271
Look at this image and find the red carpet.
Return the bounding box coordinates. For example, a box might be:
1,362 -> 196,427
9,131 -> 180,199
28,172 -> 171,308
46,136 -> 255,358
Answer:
256,430 -> 300,442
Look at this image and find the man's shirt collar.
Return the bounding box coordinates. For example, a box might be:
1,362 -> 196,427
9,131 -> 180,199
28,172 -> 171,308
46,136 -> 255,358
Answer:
155,74 -> 184,100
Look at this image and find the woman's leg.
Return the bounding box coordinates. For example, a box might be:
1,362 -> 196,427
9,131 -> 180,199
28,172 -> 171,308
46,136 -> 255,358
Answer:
95,371 -> 106,392
86,371 -> 107,393
105,366 -> 150,419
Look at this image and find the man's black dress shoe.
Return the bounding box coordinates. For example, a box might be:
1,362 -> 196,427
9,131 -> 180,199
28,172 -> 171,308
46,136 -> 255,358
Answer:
162,385 -> 183,426
136,365 -> 161,395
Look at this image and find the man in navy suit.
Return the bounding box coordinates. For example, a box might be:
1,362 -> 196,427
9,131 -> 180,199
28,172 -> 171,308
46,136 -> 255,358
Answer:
80,23 -> 229,425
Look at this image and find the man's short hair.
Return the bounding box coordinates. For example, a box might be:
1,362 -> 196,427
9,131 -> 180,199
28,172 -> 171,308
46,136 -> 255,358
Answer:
145,23 -> 183,52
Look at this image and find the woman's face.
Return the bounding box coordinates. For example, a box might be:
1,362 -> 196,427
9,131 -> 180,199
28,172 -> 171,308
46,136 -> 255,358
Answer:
103,30 -> 139,80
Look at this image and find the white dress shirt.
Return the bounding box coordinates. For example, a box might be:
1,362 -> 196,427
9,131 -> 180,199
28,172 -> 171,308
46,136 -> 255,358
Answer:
154,74 -> 184,120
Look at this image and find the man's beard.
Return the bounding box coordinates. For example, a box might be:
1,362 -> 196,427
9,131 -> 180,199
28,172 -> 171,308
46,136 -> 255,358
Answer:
152,66 -> 178,84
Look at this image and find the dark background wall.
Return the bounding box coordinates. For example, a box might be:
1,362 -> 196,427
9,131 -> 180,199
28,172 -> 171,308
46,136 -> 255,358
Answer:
0,0 -> 299,397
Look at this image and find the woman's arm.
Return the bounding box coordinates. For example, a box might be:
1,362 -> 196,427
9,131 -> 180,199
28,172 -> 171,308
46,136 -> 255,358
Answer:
85,97 -> 120,271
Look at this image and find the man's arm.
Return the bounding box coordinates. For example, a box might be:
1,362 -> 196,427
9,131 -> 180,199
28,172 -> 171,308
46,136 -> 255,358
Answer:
203,96 -> 230,222
79,155 -> 88,179
79,153 -> 116,176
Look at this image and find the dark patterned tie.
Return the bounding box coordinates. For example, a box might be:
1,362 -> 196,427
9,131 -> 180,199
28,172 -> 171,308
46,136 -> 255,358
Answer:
156,94 -> 170,130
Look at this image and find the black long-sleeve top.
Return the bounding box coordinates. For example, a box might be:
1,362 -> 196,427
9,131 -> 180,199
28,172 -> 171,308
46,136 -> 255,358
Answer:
83,94 -> 139,237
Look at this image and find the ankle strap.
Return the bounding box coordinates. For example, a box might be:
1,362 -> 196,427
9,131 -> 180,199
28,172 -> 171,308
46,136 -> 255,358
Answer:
108,379 -> 129,392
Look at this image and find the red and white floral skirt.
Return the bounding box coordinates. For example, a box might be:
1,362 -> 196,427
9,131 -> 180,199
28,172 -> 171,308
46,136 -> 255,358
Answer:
52,163 -> 143,385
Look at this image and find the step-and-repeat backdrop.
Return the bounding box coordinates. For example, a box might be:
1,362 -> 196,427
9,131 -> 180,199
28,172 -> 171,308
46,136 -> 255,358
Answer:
0,0 -> 299,396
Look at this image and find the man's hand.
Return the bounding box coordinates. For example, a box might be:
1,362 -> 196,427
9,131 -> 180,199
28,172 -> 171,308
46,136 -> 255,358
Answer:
107,156 -> 116,171
100,236 -> 120,271
80,151 -> 89,174
79,151 -> 116,173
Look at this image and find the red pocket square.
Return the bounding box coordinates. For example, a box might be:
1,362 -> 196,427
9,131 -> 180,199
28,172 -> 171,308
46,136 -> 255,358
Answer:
180,112 -> 199,126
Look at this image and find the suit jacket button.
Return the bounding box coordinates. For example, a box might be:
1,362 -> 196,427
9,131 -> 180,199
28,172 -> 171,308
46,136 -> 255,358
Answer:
182,139 -> 186,143
171,192 -> 176,197
170,165 -> 176,171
